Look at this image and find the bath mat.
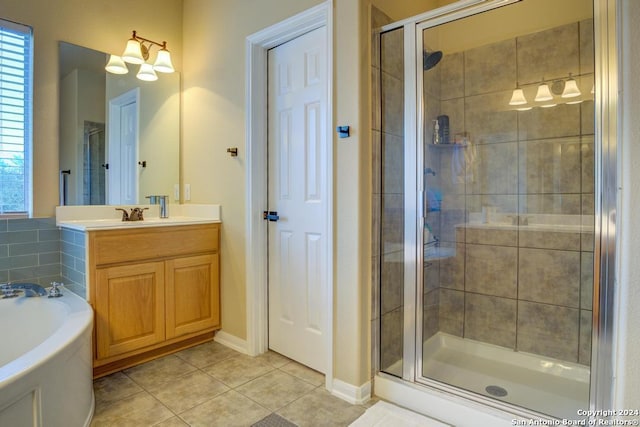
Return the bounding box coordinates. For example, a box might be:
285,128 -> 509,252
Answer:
252,413 -> 298,427
349,401 -> 451,427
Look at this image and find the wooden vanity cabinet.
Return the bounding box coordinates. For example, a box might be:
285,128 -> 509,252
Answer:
89,223 -> 220,377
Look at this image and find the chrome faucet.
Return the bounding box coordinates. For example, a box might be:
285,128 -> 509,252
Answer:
146,195 -> 169,218
115,207 -> 149,221
1,282 -> 48,298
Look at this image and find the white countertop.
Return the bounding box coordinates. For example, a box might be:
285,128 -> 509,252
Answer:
57,216 -> 220,231
56,204 -> 221,231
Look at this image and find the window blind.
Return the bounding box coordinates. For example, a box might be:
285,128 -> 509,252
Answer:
0,19 -> 32,215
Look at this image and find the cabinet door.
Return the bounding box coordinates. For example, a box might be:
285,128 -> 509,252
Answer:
95,261 -> 165,359
165,254 -> 220,338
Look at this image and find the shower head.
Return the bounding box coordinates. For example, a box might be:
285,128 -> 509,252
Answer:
423,50 -> 443,70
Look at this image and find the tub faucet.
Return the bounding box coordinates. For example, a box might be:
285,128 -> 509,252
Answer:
1,283 -> 47,298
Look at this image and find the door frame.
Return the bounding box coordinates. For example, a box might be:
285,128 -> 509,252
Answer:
245,1 -> 334,389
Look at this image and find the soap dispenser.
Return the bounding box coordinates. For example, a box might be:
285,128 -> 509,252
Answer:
432,120 -> 440,144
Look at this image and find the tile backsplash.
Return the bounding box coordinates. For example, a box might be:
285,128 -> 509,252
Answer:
0,217 -> 62,286
0,217 -> 85,298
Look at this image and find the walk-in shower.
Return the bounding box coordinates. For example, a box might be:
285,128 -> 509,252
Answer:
83,121 -> 106,205
373,0 -> 611,423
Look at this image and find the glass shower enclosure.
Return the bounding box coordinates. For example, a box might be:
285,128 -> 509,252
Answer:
376,0 -> 599,420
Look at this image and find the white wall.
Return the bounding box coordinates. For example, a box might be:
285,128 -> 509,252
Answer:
182,0 -> 324,341
182,0 -> 373,387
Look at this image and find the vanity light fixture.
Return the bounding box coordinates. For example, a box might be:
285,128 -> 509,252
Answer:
105,30 -> 175,80
509,88 -> 527,106
534,81 -> 554,102
561,73 -> 581,98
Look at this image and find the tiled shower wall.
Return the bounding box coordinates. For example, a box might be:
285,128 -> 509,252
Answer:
372,9 -> 405,375
373,18 -> 596,372
423,20 -> 595,365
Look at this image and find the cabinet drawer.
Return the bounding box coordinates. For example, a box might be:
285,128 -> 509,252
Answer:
90,224 -> 219,266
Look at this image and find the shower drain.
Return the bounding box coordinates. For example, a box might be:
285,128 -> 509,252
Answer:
485,385 -> 508,397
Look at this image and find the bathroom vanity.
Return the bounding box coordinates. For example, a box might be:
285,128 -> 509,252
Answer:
57,205 -> 221,378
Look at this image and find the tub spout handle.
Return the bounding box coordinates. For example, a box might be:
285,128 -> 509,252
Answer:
48,282 -> 64,298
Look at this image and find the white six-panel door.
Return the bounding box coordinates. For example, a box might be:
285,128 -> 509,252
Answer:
267,26 -> 328,373
107,89 -> 138,205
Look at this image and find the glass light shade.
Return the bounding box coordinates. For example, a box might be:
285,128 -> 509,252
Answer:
136,63 -> 158,81
153,49 -> 175,73
535,83 -> 553,102
509,88 -> 527,106
561,78 -> 581,98
122,39 -> 145,64
105,55 -> 128,74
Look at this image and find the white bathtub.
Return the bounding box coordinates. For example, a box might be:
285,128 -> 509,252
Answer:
0,288 -> 94,427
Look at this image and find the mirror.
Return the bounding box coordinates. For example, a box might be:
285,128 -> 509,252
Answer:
58,42 -> 179,206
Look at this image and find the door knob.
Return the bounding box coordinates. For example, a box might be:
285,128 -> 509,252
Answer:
263,211 -> 280,222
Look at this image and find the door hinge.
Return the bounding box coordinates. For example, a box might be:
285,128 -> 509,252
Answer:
263,211 -> 280,222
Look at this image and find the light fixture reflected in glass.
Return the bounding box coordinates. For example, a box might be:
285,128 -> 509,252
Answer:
535,82 -> 554,102
105,55 -> 128,74
567,100 -> 583,105
516,106 -> 532,111
540,103 -> 557,108
509,88 -> 527,106
137,63 -> 158,81
561,74 -> 581,98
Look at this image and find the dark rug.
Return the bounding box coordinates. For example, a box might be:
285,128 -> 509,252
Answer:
252,413 -> 298,427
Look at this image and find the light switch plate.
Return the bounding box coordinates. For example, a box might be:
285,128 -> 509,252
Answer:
184,184 -> 191,201
174,184 -> 180,200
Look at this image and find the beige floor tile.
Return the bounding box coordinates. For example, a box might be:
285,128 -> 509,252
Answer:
91,391 -> 175,426
174,340 -> 238,368
153,416 -> 189,426
279,361 -> 325,386
93,371 -> 144,406
235,370 -> 315,412
179,390 -> 270,427
256,350 -> 292,368
203,353 -> 274,388
277,388 -> 367,427
146,370 -> 230,413
124,354 -> 198,389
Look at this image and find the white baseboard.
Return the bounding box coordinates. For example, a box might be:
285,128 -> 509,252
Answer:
214,330 -> 248,354
331,379 -> 372,405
